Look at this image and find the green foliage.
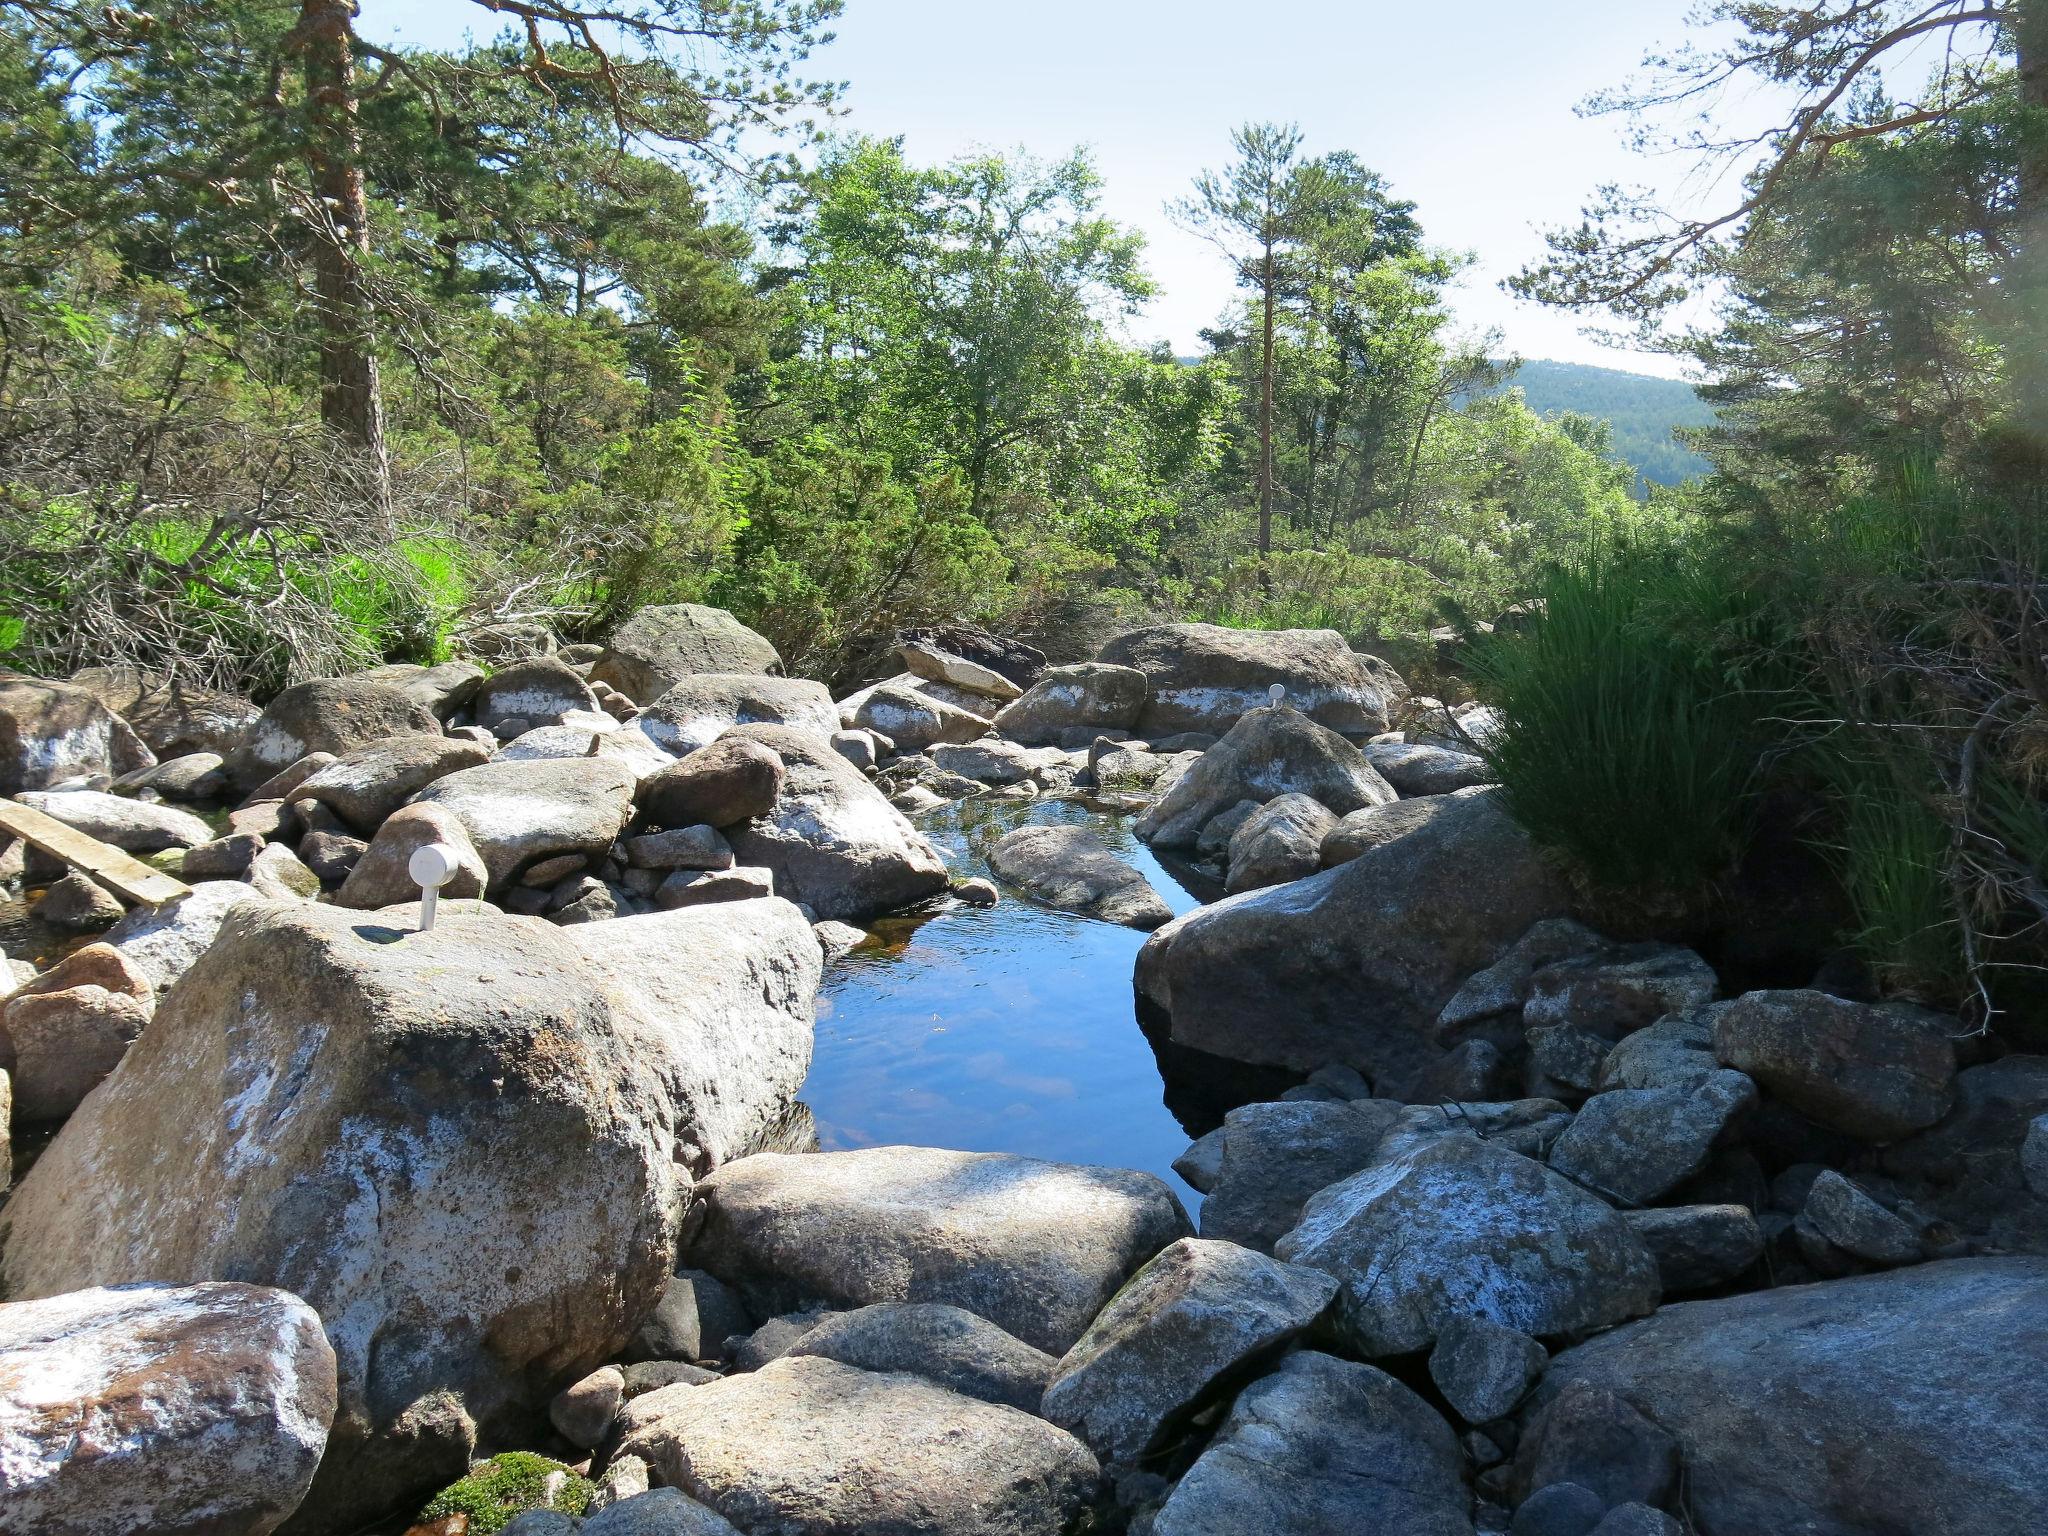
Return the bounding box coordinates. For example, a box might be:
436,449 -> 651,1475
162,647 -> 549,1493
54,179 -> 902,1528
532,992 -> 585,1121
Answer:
417,1452 -> 592,1534
1488,360 -> 1716,490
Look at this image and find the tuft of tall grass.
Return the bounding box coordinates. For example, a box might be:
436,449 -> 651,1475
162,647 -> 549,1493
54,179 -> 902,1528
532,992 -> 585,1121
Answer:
1469,537 -> 1798,896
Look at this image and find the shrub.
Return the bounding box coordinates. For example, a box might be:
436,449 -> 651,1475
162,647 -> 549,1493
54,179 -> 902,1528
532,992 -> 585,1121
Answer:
416,1452 -> 592,1534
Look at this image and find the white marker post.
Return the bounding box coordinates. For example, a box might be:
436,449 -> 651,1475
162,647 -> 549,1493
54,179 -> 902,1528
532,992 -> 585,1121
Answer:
1268,683 -> 1286,707
408,843 -> 460,932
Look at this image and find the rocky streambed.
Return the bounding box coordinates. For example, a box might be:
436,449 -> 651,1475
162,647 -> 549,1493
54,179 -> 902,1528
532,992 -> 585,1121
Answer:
2,610 -> 2046,1536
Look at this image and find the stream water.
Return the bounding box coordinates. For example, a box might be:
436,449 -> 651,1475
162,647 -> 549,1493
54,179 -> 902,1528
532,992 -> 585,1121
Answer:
803,795 -> 1231,1204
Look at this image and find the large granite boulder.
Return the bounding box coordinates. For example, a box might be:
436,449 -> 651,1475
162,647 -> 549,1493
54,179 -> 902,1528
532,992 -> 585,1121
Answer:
296,735 -> 491,835
102,880 -> 272,991
853,680 -> 993,754
992,663 -> 1149,747
0,674 -> 154,794
15,788 -> 212,851
786,1302 -> 1056,1411
636,675 -> 839,755
1,898 -> 820,1534
1529,1258 -> 2048,1536
1712,989 -> 1958,1141
986,823 -> 1174,929
473,659 -> 601,734
0,942 -> 155,1123
333,802 -> 490,910
638,735 -> 786,829
357,660 -> 485,721
1152,1352 -> 1470,1536
616,1355 -> 1099,1536
1549,1070 -> 1757,1207
1136,705 -> 1395,849
1097,624 -> 1392,739
224,678 -> 441,790
411,756 -> 636,890
1275,1135 -> 1661,1357
1362,739 -> 1493,796
898,622 -> 1046,689
1040,1237 -> 1338,1465
898,639 -> 1023,701
1137,789 -> 1572,1085
70,665 -> 262,758
683,1145 -> 1191,1354
590,604 -> 782,704
1198,1099 -> 1402,1253
0,1281 -> 336,1536
1224,791 -> 1338,892
721,724 -> 950,921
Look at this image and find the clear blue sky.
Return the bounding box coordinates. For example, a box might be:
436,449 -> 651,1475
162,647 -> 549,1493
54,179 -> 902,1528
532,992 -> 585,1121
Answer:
359,0 -> 1758,378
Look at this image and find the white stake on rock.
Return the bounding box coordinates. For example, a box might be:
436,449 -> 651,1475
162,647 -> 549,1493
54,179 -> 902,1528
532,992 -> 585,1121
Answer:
408,843 -> 460,932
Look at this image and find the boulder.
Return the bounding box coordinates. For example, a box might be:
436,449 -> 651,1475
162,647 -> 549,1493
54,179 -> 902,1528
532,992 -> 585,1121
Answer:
787,1302 -> 1056,1411
0,1281 -> 335,1536
682,1145 -> 1191,1355
115,750 -> 227,801
474,660 -> 601,734
1138,789 -> 1573,1085
625,1269 -> 755,1365
0,675 -> 154,795
1198,1099 -> 1401,1253
1524,945 -> 1720,1039
636,675 -> 839,755
1512,1381 -> 1679,1511
1712,989 -> 1958,1141
655,866 -> 774,909
37,870 -> 126,931
1596,1008 -> 1723,1092
297,830 -> 367,884
986,823 -> 1173,929
1319,793 -> 1466,868
103,879 -> 271,991
1040,1237 -> 1338,1465
1224,791 -> 1338,892
928,738 -> 1066,785
1097,624 -> 1392,739
411,756 -> 636,890
494,721 -> 675,781
1362,739 -> 1494,796
224,678 -> 441,790
334,802 -> 488,910
1620,1204 -> 1762,1293
549,1366 -> 625,1451
16,788 -> 212,851
1151,1351 -> 1470,1536
0,942 -> 154,1122
1549,1071 -> 1757,1207
1275,1135 -> 1661,1357
581,1488 -> 741,1536
898,640 -> 1023,701
591,605 -> 783,704
992,663 -> 1149,747
358,660 -> 485,721
625,825 -> 733,871
1881,1055 -> 2048,1249
1529,1258 -> 2048,1535
1136,705 -> 1395,849
71,666 -> 263,758
853,680 -> 993,754
721,725 -> 951,922
638,736 -> 786,829
1429,1314 -> 1548,1424
838,672 -> 994,727
1,898 -> 820,1534
1800,1170 -> 1924,1266
897,623 -> 1045,690
184,832 -> 263,880
296,735 -> 491,835
616,1355 -> 1098,1536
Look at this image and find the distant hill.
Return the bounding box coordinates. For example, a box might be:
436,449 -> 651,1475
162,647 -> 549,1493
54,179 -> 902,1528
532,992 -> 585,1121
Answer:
1498,359 -> 1718,490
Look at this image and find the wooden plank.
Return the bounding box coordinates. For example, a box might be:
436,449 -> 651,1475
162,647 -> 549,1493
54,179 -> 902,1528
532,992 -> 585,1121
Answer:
0,798 -> 192,907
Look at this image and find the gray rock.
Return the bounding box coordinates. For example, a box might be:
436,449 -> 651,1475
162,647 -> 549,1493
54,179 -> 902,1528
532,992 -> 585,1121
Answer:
992,662 -> 1149,746
1511,1483 -> 1605,1536
243,841 -> 321,901
581,1487 -> 744,1536
1802,1170 -> 1924,1266
1513,1380 -> 1678,1510
494,721 -> 676,781
334,801 -> 490,910
1320,794 -> 1467,867
1138,790 -> 1572,1084
987,823 -> 1173,929
683,1145 -> 1191,1355
853,680 -> 993,754
0,1281 -> 335,1536
1524,944 -> 1719,1039
1097,624 -> 1392,739
1172,1127 -> 1227,1194
1588,1506 -> 1684,1536
297,830 -> 367,884
929,738 -> 1065,785
2026,1112 -> 2048,1198
627,1269 -> 755,1365
71,666 -> 262,759
2,899 -> 820,1534
1363,739 -> 1494,796
115,749 -> 226,801
828,728 -> 877,771
1621,1205 -> 1762,1293
591,604 -> 783,704
789,1302 -> 1056,1411
1275,1135 -> 1661,1357
637,674 -> 839,755
617,1355 -> 1099,1536
1531,1257 -> 2048,1535
586,1453 -> 651,1514
626,825 -> 734,871
1193,799 -> 1261,860
297,735 -> 491,834
17,788 -> 212,852
622,1360 -> 717,1396
1713,989 -> 1958,1141
727,1310 -> 829,1371
1137,705 -> 1394,849
1041,1237 -> 1338,1464
898,640 -> 1022,701
656,865 -> 775,909
812,919 -> 869,962
225,678 -> 441,790
1549,1070 -> 1757,1206
1224,792 -> 1338,892
475,659 -> 601,734
0,942 -> 154,1122
37,870 -> 127,931
0,675 -> 154,795
1524,1023 -> 1613,1100
359,659 -> 486,721
1435,919 -> 1612,1043
550,1365 -> 624,1450
638,736 -> 786,829
954,874 -> 999,906
500,1513 -> 579,1536
722,725 -> 952,922
1198,1099 -> 1400,1253
238,751 -> 337,808
412,756 -> 636,891
103,879 -> 271,991
1429,1315 -> 1547,1423
1151,1351 -> 1469,1536
1596,1007 -> 1722,1091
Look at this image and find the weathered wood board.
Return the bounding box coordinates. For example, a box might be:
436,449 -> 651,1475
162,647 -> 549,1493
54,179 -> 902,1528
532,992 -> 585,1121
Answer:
0,798 -> 191,907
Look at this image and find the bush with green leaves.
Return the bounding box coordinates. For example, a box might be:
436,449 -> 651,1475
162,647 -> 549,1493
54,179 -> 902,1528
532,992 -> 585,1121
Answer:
416,1452 -> 592,1534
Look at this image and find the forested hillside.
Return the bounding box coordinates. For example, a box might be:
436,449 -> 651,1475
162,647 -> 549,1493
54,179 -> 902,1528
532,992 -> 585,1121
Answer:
1497,359 -> 1714,488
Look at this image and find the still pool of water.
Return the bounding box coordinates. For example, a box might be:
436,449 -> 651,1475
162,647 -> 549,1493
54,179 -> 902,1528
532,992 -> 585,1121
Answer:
804,796 -> 1227,1204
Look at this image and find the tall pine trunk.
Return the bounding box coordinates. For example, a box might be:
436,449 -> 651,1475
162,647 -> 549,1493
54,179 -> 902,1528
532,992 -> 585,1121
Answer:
298,0 -> 389,507
1257,244 -> 1276,567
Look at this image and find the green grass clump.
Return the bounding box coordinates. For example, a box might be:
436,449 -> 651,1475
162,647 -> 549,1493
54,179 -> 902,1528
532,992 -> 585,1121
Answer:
416,1452 -> 592,1534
